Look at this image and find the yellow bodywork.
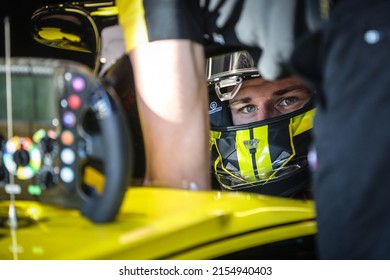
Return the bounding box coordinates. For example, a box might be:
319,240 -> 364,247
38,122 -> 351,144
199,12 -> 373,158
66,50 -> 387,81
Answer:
0,185 -> 316,260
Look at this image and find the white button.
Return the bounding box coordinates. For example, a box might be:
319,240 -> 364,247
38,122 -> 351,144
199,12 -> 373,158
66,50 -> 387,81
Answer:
60,167 -> 74,183
61,148 -> 76,165
5,184 -> 22,195
364,30 -> 381,44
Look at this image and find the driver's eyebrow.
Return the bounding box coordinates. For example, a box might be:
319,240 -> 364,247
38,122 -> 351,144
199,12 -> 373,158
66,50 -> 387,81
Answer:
229,85 -> 309,106
272,85 -> 310,96
229,96 -> 253,106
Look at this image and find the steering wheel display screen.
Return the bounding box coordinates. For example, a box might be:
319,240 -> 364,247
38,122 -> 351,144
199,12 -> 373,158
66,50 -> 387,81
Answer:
0,70 -> 59,200
0,73 -> 58,137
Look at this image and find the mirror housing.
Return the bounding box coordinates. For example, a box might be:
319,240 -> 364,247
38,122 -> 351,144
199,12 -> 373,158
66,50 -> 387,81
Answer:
31,1 -> 118,75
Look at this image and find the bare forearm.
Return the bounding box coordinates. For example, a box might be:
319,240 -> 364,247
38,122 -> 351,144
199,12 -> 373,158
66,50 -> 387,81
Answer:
130,40 -> 211,189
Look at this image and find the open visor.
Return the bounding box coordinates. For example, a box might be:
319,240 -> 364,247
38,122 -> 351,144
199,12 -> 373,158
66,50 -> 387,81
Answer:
206,51 -> 260,101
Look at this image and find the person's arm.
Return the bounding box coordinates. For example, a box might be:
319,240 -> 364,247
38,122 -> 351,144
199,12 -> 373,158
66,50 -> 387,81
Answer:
129,40 -> 211,190
117,0 -> 212,190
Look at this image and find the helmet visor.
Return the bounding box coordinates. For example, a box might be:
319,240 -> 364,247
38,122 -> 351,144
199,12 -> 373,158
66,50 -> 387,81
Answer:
206,51 -> 259,101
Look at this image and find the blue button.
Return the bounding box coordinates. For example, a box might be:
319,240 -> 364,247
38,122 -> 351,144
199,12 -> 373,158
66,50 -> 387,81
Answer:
63,112 -> 76,128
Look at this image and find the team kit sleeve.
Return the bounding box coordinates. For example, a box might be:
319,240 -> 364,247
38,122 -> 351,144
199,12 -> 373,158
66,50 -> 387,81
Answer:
117,0 -> 204,53
117,0 -> 303,80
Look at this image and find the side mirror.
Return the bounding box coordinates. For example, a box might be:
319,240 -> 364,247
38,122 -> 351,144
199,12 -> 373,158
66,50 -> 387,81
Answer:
31,2 -> 118,75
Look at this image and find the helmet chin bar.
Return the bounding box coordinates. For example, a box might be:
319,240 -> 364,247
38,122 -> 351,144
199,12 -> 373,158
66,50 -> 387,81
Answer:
210,104 -> 315,198
214,76 -> 243,101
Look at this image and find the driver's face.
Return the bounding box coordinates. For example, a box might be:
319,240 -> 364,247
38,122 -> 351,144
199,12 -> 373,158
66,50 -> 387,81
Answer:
228,76 -> 311,125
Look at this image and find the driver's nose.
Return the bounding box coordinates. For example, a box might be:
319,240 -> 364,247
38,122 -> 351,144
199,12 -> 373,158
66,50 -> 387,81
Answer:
255,103 -> 279,121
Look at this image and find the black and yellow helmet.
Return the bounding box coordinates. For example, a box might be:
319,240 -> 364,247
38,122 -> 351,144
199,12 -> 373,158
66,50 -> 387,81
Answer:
207,51 -> 315,197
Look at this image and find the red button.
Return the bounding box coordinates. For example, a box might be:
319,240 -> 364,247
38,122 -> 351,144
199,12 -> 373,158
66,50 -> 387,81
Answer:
68,94 -> 82,110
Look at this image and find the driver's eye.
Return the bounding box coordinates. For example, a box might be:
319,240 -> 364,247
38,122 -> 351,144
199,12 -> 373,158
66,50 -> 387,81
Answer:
280,97 -> 297,106
242,105 -> 258,114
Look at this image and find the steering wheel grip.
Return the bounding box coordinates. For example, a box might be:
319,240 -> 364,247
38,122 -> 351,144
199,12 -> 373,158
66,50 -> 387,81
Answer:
80,85 -> 132,223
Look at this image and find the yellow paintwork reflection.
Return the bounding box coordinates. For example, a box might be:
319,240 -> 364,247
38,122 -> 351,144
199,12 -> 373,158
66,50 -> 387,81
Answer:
38,28 -> 80,42
0,186 -> 316,260
90,6 -> 119,16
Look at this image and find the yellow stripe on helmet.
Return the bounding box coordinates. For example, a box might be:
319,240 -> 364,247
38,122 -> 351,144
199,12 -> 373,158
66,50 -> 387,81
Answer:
291,108 -> 316,136
236,126 -> 272,182
209,130 -> 221,148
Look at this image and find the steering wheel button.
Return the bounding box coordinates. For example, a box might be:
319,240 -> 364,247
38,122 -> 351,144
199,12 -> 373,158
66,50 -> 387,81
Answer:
61,148 -> 76,165
72,76 -> 86,92
63,112 -> 76,127
5,184 -> 22,195
60,167 -> 74,183
60,131 -> 74,146
68,94 -> 82,110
